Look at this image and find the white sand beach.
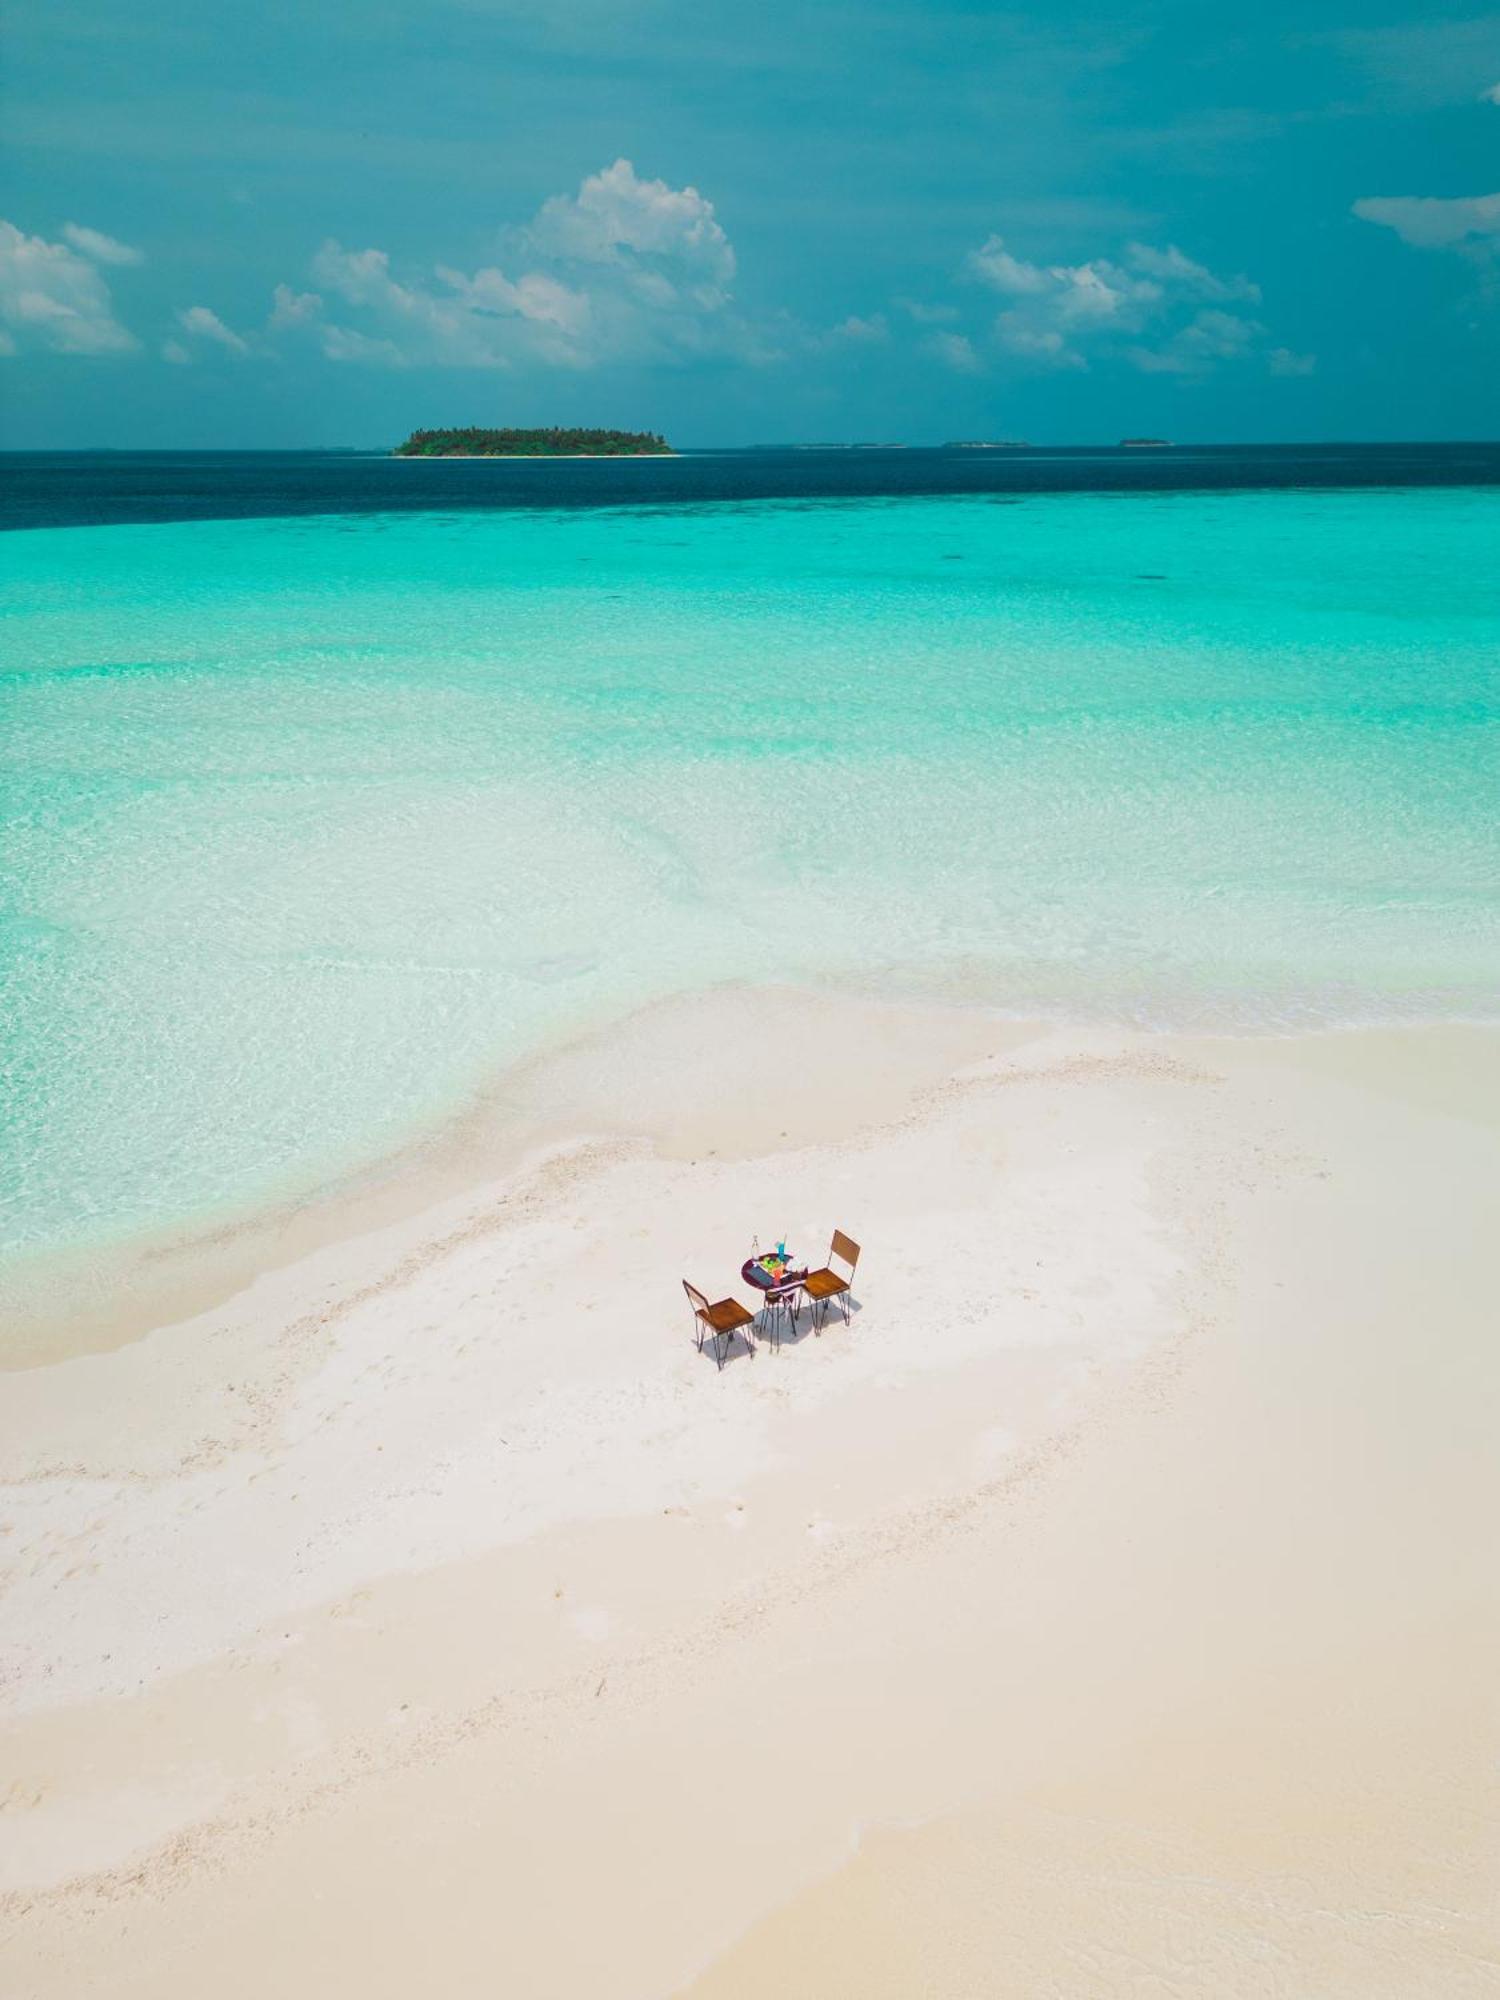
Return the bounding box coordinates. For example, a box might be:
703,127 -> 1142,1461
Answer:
1,989 -> 1496,1997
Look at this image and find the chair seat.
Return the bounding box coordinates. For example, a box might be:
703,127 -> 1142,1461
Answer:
699,1297 -> 755,1334
802,1268 -> 848,1301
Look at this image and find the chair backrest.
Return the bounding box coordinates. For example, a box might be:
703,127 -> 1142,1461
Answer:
682,1279 -> 710,1315
830,1230 -> 860,1276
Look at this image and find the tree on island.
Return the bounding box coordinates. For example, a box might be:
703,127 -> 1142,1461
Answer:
394,427 -> 674,457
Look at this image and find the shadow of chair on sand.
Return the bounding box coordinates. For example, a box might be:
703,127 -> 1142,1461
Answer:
754,1286 -> 863,1353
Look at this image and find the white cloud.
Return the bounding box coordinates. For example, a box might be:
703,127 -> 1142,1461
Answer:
974,237 -> 1166,367
269,283 -> 322,328
161,338 -> 192,365
896,297 -> 960,325
1121,242 -> 1259,302
1352,192 -> 1500,251
926,329 -> 982,374
969,238 -> 1061,297
827,313 -> 889,344
177,304 -> 251,354
996,325 -> 1083,368
294,159 -> 765,371
1484,83 -> 1500,104
0,219 -> 137,354
61,222 -> 143,267
525,158 -> 735,305
968,232 -> 1269,373
1128,308 -> 1262,375
440,263 -> 594,345
1268,346 -> 1317,377
305,243 -> 523,368
307,237 -> 612,368
318,323 -> 405,365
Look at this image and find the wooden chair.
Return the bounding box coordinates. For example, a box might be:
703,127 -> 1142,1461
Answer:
802,1231 -> 860,1332
683,1280 -> 756,1370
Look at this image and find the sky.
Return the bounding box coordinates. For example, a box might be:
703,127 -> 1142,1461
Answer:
3,1 -> 1499,447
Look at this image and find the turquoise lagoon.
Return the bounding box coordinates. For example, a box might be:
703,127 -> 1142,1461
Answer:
3,482 -> 1498,1263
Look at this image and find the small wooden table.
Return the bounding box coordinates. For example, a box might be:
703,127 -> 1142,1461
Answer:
741,1254 -> 808,1349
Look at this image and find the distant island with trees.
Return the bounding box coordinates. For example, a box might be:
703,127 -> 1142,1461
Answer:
393,427 -> 674,458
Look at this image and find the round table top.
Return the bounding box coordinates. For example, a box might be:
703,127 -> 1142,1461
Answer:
742,1257 -> 807,1292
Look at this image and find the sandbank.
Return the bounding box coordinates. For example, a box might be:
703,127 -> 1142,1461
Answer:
0,988 -> 1494,1996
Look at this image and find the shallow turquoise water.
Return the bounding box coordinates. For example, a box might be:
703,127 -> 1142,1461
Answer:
3,485 -> 1498,1261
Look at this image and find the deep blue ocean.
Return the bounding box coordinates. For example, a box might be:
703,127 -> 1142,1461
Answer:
4,440 -> 1500,531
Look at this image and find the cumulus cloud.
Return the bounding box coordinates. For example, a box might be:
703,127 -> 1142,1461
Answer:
282,160 -> 768,370
967,234 -> 1268,373
0,219 -> 137,354
1128,306 -> 1263,374
997,325 -> 1082,368
317,323 -> 406,365
1119,242 -> 1260,302
61,223 -> 143,267
525,157 -> 735,304
826,313 -> 889,344
1352,192 -> 1500,251
1268,346 -> 1317,377
300,243 -> 502,366
968,238 -> 1060,297
926,329 -> 982,373
176,304 -> 251,354
269,283 -> 322,329
896,297 -> 960,325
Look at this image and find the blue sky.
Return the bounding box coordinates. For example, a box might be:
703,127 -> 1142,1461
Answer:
3,1 -> 1498,446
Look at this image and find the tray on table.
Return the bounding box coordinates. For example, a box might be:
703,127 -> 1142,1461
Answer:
741,1256 -> 808,1292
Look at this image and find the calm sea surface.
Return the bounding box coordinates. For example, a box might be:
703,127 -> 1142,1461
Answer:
3,446 -> 1498,1262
